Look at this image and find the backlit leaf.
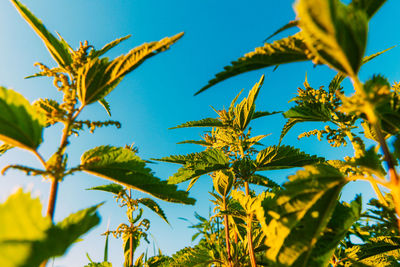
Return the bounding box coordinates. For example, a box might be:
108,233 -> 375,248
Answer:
11,0 -> 73,67
77,33 -> 184,105
170,118 -> 224,130
196,34 -> 310,95
0,87 -> 45,151
138,198 -> 169,224
296,0 -> 368,76
256,145 -> 323,170
81,146 -> 195,204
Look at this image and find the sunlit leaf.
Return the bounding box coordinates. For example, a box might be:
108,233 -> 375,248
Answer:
170,118 -> 224,130
81,146 -> 195,204
0,87 -> 45,151
197,34 -> 310,95
0,189 -> 100,267
98,99 -> 112,117
155,148 -> 230,185
248,174 -> 280,189
88,183 -> 124,195
138,198 -> 169,224
256,145 -> 323,170
11,0 -> 73,67
77,33 -> 184,105
256,164 -> 348,263
350,0 -> 387,18
264,20 -> 299,42
90,35 -> 131,59
296,0 -> 368,76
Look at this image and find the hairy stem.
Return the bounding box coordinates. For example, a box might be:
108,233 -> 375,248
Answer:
46,179 -> 59,220
245,181 -> 257,267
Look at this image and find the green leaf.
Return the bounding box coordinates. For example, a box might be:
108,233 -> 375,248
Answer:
292,196 -> 362,266
88,183 -> 125,195
138,198 -> 169,224
196,34 -> 310,95
155,148 -> 230,185
0,144 -> 13,156
248,174 -> 280,189
346,236 -> 400,265
256,145 -> 323,170
296,0 -> 368,76
169,118 -> 224,130
81,146 -> 195,204
252,110 -> 281,120
90,35 -> 131,59
264,20 -> 299,42
233,75 -> 264,130
98,99 -> 111,116
0,189 -> 100,267
176,140 -> 210,146
353,146 -> 386,176
283,103 -> 332,122
85,262 -> 113,267
11,0 -> 73,67
350,0 -> 387,18
0,87 -> 45,151
77,33 -> 184,105
256,164 -> 348,264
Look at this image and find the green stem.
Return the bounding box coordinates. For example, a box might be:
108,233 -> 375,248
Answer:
223,196 -> 233,267
245,181 -> 257,267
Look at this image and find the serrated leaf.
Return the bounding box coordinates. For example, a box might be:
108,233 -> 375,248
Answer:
90,35 -> 131,59
138,198 -> 169,224
292,196 -> 362,266
98,98 -> 111,116
77,33 -> 183,105
354,146 -> 386,176
256,164 -> 347,263
283,103 -> 332,122
155,149 -> 230,185
88,183 -> 124,195
176,140 -> 211,146
248,174 -> 280,188
0,87 -> 45,151
350,0 -> 387,18
169,118 -> 224,130
85,262 -> 113,267
234,75 -> 264,130
81,146 -> 195,204
0,144 -> 13,156
346,236 -> 400,265
11,0 -> 73,67
252,110 -> 281,120
296,0 -> 368,76
196,34 -> 309,94
264,20 -> 299,42
0,189 -> 100,267
256,145 -> 323,170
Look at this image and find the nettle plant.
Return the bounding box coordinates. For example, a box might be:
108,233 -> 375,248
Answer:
0,0 -> 194,266
154,0 -> 400,266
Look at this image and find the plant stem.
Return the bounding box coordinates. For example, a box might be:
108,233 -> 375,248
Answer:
130,232 -> 134,266
223,195 -> 233,267
245,181 -> 257,267
46,179 -> 59,220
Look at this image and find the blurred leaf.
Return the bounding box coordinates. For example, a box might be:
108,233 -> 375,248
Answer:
0,87 -> 45,151
11,0 -> 73,67
296,0 -> 368,76
81,146 -> 195,204
0,189 -> 100,267
248,174 -> 280,189
88,183 -> 124,195
264,20 -> 299,41
350,0 -> 387,18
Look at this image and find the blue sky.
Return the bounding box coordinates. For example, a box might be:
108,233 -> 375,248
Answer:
0,0 -> 400,266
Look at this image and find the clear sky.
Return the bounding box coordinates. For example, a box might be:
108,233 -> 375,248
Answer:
0,0 -> 400,266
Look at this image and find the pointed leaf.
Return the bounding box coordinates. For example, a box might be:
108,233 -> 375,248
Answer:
138,198 -> 169,224
196,34 -> 309,94
88,183 -> 124,195
176,140 -> 210,146
11,0 -> 72,67
248,174 -> 280,188
81,146 -> 195,204
78,33 -> 184,105
252,110 -> 281,120
256,164 -> 347,263
0,87 -> 45,150
350,0 -> 387,18
296,0 -> 368,76
169,118 -> 224,130
283,103 -> 332,122
156,149 -> 230,185
264,20 -> 299,41
98,98 -> 111,116
90,35 -> 131,58
256,145 -> 323,170
0,189 -> 100,267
